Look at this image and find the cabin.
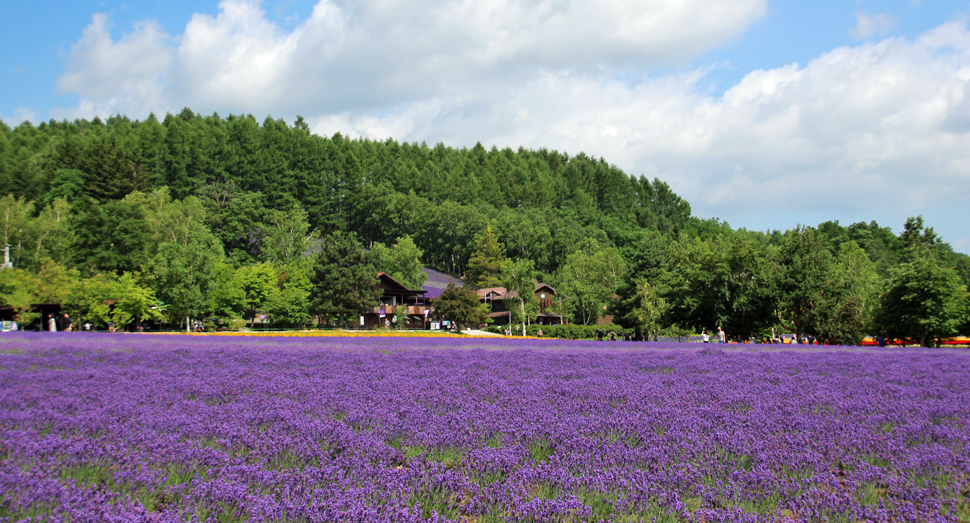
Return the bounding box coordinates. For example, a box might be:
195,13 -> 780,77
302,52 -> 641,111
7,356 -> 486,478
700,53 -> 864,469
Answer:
476,281 -> 565,326
360,273 -> 428,329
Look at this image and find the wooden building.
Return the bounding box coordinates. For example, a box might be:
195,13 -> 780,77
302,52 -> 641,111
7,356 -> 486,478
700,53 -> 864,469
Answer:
361,273 -> 428,329
476,281 -> 565,326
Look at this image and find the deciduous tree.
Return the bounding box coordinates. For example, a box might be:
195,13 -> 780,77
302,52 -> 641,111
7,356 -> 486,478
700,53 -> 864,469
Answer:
433,283 -> 490,331
876,249 -> 967,347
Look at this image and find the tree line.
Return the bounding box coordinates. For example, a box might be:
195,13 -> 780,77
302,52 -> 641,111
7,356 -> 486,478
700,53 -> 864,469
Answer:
1,110 -> 968,344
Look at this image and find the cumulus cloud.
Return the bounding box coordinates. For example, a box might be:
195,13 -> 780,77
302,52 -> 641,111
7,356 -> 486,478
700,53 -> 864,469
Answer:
57,0 -> 766,117
54,1 -> 970,248
55,13 -> 172,118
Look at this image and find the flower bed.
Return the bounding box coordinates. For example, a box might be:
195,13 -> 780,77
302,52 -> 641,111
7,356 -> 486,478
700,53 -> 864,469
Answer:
1,333 -> 968,522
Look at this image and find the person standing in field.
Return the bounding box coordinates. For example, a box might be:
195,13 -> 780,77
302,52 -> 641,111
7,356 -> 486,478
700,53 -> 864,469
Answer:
48,315 -> 56,332
62,313 -> 72,332
701,330 -> 709,343
717,327 -> 726,343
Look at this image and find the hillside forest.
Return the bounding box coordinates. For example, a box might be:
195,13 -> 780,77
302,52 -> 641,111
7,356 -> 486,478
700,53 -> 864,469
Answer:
1,110 -> 968,345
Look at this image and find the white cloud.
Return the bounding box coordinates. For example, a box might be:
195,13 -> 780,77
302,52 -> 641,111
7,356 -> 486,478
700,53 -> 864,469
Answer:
850,11 -> 897,40
55,13 -> 172,119
57,0 -> 766,117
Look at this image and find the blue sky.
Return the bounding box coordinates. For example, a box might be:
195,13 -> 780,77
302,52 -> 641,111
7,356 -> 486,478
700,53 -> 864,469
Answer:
3,0 -> 970,252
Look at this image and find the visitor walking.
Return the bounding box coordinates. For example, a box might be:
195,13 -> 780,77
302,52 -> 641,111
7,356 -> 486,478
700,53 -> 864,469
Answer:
717,327 -> 726,343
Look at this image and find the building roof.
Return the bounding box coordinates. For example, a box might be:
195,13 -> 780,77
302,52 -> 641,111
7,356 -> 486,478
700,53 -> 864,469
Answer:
476,287 -> 507,299
476,282 -> 557,301
376,272 -> 426,295
421,286 -> 446,299
535,282 -> 557,295
422,267 -> 463,289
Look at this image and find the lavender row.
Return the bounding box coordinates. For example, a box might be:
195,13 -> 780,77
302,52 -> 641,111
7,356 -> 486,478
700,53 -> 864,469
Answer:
1,332 -> 968,522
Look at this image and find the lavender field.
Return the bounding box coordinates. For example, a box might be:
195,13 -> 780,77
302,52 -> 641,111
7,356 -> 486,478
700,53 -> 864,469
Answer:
1,333 -> 968,522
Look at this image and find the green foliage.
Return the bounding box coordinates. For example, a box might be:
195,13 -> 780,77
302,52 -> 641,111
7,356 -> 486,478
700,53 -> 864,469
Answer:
629,280 -> 667,340
265,259 -> 312,327
502,258 -> 539,335
370,236 -> 427,290
813,241 -> 882,344
110,273 -> 164,329
465,226 -> 508,289
0,267 -> 40,325
433,283 -> 491,331
261,202 -> 314,265
0,112 -> 968,338
207,259 -> 246,324
0,194 -> 34,268
70,196 -> 152,275
146,204 -> 223,331
556,238 -> 626,325
497,323 -> 628,340
43,169 -> 85,205
29,198 -> 75,268
198,187 -> 267,265
309,231 -> 380,326
876,251 -> 967,347
34,259 -> 80,306
766,227 -> 833,339
64,273 -> 115,327
234,261 -> 278,326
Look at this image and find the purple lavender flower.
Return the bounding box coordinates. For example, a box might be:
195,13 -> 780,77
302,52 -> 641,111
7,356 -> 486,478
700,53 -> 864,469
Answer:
0,332 -> 967,522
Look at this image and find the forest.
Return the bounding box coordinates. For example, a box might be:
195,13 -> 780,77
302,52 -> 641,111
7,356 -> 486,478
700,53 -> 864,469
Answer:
1,109 -> 968,345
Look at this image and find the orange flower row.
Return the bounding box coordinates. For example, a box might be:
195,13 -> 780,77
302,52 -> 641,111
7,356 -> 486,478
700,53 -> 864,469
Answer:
148,329 -> 510,339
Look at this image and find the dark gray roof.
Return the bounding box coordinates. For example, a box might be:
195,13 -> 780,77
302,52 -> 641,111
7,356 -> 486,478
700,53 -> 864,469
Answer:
422,267 -> 463,289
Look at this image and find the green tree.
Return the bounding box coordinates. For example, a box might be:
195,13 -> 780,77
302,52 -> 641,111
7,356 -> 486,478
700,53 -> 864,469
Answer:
556,239 -> 626,325
876,250 -> 967,347
150,241 -> 220,331
235,261 -> 278,326
197,185 -> 267,265
370,236 -> 427,290
659,236 -> 729,333
433,283 -> 490,331
502,258 -> 538,336
631,280 -> 668,340
814,241 -> 881,344
265,259 -> 312,327
767,227 -> 833,340
0,194 -> 33,268
70,197 -> 152,275
261,202 -> 314,265
465,225 -> 508,289
33,260 -> 79,306
28,198 -> 75,268
208,259 -> 246,325
144,195 -> 223,331
309,231 -> 380,326
609,233 -> 669,334
42,169 -> 86,206
111,272 -> 164,330
64,273 -> 116,328
0,267 -> 40,326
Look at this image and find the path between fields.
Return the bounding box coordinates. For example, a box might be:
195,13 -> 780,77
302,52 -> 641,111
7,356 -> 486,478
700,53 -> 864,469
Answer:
462,329 -> 503,337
